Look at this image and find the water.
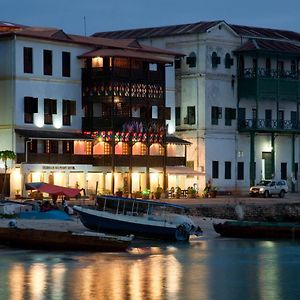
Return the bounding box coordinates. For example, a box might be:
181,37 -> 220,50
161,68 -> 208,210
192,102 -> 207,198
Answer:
1,237 -> 300,300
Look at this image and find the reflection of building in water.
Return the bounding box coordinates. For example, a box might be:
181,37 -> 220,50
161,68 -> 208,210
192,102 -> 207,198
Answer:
6,252 -> 182,299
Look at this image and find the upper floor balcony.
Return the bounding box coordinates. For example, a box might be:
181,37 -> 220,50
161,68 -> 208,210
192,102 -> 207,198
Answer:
82,67 -> 165,83
238,68 -> 300,100
17,153 -> 186,167
238,118 -> 300,133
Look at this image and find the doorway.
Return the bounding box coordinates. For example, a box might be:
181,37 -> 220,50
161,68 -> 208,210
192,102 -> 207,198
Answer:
262,152 -> 272,179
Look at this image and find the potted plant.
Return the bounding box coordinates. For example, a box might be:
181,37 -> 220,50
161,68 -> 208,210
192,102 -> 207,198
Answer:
142,189 -> 150,199
209,186 -> 217,198
15,189 -> 21,199
154,186 -> 163,199
187,187 -> 197,198
115,188 -> 123,197
175,186 -> 182,198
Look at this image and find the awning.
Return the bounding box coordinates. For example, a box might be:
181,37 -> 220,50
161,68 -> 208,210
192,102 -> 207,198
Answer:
15,129 -> 93,140
151,166 -> 203,175
25,182 -> 81,197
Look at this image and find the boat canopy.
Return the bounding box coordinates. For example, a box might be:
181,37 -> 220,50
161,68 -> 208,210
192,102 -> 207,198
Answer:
97,195 -> 189,211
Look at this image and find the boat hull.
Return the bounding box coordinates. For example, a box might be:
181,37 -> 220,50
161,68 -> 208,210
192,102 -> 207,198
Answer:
74,207 -> 189,241
0,227 -> 132,251
214,221 -> 300,239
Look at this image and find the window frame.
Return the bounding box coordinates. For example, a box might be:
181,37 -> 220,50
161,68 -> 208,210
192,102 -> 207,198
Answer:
43,49 -> 53,76
62,51 -> 71,77
23,47 -> 33,74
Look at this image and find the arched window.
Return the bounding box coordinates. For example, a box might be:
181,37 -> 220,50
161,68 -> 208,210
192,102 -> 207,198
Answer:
212,52 -> 220,68
186,52 -> 196,68
225,53 -> 233,69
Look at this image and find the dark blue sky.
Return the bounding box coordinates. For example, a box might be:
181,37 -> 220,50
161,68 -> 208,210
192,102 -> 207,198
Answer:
2,0 -> 299,35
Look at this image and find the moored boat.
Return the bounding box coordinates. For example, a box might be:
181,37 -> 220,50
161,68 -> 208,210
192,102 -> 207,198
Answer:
73,195 -> 202,241
0,226 -> 133,251
213,220 -> 300,239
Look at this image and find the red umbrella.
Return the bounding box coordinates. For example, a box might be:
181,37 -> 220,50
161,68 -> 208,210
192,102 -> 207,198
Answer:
25,182 -> 81,197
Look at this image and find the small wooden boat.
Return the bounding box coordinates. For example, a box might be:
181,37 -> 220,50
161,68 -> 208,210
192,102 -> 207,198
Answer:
213,220 -> 300,239
73,195 -> 202,241
0,226 -> 133,251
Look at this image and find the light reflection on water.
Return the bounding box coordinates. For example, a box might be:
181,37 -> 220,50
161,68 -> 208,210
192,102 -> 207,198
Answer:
1,238 -> 300,300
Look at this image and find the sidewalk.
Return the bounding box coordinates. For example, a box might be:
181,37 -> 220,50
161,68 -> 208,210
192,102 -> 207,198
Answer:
163,192 -> 300,207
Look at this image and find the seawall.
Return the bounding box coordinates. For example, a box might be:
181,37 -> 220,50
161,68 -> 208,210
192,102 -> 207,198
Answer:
187,202 -> 300,222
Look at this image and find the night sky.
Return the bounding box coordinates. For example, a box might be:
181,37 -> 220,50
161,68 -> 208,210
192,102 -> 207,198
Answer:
2,0 -> 299,35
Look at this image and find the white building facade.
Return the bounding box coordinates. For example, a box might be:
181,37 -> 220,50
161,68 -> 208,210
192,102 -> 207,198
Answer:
0,21 -> 194,197
94,21 -> 300,193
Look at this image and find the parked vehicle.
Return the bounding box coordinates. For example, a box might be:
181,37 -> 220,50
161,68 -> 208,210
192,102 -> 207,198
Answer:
73,195 -> 203,241
249,180 -> 288,198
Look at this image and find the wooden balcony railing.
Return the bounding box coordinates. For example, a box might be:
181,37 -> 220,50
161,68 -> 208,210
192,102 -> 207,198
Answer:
17,153 -> 186,168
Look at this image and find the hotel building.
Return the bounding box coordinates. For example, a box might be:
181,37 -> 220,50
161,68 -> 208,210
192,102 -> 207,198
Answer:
0,21 -> 197,197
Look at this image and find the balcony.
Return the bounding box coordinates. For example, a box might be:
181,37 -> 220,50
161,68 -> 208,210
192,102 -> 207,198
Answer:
82,67 -> 165,83
17,153 -> 186,168
17,153 -> 94,165
238,118 -> 300,133
238,68 -> 300,100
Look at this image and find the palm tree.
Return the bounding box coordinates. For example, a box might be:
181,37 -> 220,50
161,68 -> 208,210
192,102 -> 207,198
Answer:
0,150 -> 16,199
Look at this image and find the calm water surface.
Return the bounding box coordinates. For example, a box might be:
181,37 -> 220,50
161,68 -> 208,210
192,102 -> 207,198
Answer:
0,237 -> 300,300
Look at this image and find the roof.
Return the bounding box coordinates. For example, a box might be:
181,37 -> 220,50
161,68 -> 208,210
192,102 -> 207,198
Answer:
0,21 -> 181,59
93,20 -> 300,44
78,48 -> 174,63
15,129 -> 93,140
234,39 -> 300,55
166,135 -> 191,145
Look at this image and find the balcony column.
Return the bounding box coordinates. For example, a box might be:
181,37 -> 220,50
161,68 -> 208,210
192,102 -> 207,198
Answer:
129,142 -> 132,196
271,133 -> 275,178
111,141 -> 115,194
250,132 -> 255,186
292,134 -> 296,192
146,143 -> 150,190
163,143 -> 168,193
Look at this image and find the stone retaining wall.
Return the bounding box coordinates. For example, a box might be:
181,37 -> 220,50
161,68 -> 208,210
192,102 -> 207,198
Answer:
188,203 -> 300,222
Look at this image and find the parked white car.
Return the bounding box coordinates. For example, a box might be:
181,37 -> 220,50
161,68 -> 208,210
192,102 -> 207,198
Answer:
249,180 -> 288,198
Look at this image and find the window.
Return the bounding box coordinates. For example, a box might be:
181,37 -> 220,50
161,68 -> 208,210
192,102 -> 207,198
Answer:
165,107 -> 171,120
23,47 -> 33,73
63,141 -> 74,154
278,110 -> 284,129
291,111 -> 297,129
252,58 -> 257,76
27,139 -> 37,153
24,97 -> 38,123
43,49 -> 52,75
237,162 -> 244,180
291,60 -> 297,76
186,52 -> 196,68
44,140 -> 58,153
212,161 -> 219,179
175,107 -> 181,126
63,100 -> 76,126
175,58 -> 181,69
62,51 -> 71,77
225,53 -> 233,69
266,58 -> 271,76
225,108 -> 236,126
211,106 -> 222,125
44,98 -> 57,125
187,106 -> 196,125
277,61 -> 284,77
281,162 -> 287,180
212,52 -> 220,68
225,161 -> 231,179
